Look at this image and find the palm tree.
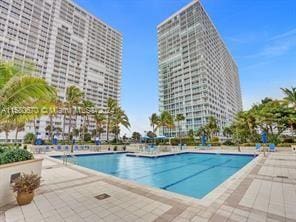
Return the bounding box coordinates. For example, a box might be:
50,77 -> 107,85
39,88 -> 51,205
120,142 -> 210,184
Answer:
175,114 -> 185,143
281,87 -> 296,108
110,107 -> 130,143
0,61 -> 56,143
0,61 -> 56,120
158,111 -> 173,136
106,98 -> 118,142
64,86 -> 84,143
206,116 -> 219,140
94,112 -> 106,139
223,126 -> 233,138
167,114 -> 175,138
81,100 -> 94,143
149,113 -> 159,133
0,121 -> 14,143
14,121 -> 25,143
47,98 -> 60,142
282,87 -> 296,141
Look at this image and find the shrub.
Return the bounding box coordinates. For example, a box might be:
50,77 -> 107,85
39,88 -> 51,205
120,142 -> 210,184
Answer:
0,148 -> 34,165
170,137 -> 196,146
211,137 -> 219,143
12,173 -> 41,193
209,142 -> 221,146
223,140 -> 235,146
113,146 -> 117,151
240,143 -> 256,147
24,133 -> 36,144
84,133 -> 92,142
282,138 -> 294,143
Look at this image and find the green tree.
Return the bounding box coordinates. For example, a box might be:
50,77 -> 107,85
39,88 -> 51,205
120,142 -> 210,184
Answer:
175,114 -> 185,144
147,131 -> 156,138
158,111 -> 174,136
64,86 -> 84,144
0,61 -> 56,143
0,61 -> 56,114
0,120 -> 14,143
206,116 -> 219,140
187,129 -> 195,138
131,132 -> 141,143
106,98 -> 117,142
149,113 -> 159,133
110,106 -> 130,143
254,100 -> 291,143
281,87 -> 296,108
23,132 -> 36,145
223,126 -> 233,138
81,100 -> 94,143
94,112 -> 106,139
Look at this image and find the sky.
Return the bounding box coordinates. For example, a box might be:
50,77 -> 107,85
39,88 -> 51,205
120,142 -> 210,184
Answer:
74,0 -> 296,136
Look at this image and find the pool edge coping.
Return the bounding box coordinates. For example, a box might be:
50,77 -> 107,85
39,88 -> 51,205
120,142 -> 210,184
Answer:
44,150 -> 262,207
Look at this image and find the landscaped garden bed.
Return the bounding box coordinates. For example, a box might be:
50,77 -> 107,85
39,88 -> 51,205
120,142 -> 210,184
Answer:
0,147 -> 42,207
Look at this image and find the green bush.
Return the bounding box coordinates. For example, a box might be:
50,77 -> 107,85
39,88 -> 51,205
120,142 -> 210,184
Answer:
84,133 -> 92,142
282,138 -> 294,143
0,148 -> 34,165
211,137 -> 219,143
223,140 -> 235,146
170,137 -> 196,146
209,142 -> 221,146
240,143 -> 256,147
24,133 -> 36,144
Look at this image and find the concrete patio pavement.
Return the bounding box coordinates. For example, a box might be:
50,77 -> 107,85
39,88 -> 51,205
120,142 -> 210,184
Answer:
1,150 -> 296,222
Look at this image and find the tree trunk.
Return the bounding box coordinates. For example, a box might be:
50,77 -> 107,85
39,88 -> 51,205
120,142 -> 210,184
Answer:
82,115 -> 86,143
68,112 -> 72,144
49,114 -> 53,143
178,122 -> 181,145
5,131 -> 8,143
33,118 -> 36,134
106,114 -> 110,142
15,127 -> 19,144
62,114 -> 65,142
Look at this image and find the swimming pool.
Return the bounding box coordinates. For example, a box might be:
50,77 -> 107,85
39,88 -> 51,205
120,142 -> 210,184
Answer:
55,152 -> 254,199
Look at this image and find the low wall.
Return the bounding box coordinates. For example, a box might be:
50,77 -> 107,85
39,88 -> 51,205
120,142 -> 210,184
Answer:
0,158 -> 43,207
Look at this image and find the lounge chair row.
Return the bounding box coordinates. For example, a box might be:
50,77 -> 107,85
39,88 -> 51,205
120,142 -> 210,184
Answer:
256,143 -> 276,152
137,144 -> 188,154
32,145 -> 100,153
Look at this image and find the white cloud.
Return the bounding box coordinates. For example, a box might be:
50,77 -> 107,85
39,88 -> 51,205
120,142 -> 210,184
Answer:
245,28 -> 296,59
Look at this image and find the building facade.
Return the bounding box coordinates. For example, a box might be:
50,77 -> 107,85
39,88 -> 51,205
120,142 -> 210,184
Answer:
158,0 -> 242,137
0,0 -> 122,141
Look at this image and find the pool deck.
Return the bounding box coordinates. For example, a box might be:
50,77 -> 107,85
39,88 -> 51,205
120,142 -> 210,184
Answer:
1,149 -> 296,222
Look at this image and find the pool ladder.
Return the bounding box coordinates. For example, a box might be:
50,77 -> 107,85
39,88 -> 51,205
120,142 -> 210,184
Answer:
62,152 -> 78,165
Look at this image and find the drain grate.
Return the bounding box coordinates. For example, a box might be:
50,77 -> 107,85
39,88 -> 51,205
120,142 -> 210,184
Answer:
45,167 -> 53,169
94,193 -> 110,200
276,175 -> 288,179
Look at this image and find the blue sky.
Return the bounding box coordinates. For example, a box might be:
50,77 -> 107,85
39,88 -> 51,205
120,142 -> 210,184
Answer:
74,0 -> 296,135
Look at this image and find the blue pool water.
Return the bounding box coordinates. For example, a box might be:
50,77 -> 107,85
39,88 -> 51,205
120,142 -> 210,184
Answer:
57,153 -> 254,199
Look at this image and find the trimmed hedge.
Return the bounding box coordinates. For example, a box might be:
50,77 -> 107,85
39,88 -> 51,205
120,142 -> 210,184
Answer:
170,138 -> 196,146
0,148 -> 34,165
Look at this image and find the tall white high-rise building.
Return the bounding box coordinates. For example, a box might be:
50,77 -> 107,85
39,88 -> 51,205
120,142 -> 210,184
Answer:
0,0 -> 122,141
158,0 -> 242,137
